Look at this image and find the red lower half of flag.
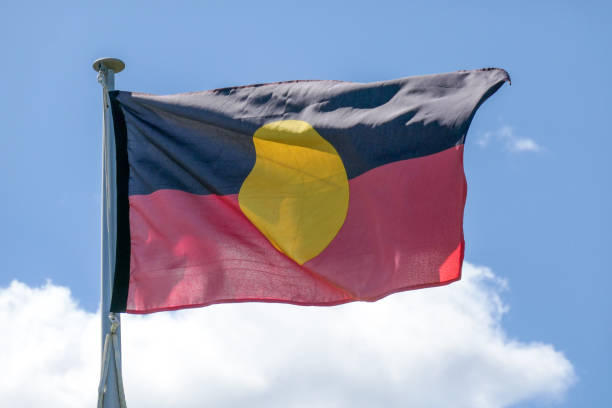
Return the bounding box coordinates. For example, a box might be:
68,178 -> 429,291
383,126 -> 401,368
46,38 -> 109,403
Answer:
125,146 -> 466,313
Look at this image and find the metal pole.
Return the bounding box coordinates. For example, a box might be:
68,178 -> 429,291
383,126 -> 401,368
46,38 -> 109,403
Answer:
93,57 -> 126,408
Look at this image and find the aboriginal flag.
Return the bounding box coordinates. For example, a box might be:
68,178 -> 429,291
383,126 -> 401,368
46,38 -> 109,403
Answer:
109,68 -> 509,313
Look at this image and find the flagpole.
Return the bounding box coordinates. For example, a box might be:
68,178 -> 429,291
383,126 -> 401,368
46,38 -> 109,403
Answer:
93,57 -> 126,408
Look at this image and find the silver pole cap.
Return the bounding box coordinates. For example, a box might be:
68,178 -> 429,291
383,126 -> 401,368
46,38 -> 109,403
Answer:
92,58 -> 125,73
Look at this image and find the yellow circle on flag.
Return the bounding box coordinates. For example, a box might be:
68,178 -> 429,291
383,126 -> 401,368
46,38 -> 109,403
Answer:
238,120 -> 349,265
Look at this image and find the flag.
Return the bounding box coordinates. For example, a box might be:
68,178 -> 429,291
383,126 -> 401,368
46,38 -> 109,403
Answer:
108,68 -> 509,313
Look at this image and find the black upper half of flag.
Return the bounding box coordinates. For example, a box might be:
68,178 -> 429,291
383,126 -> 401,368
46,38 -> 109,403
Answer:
110,68 -> 509,197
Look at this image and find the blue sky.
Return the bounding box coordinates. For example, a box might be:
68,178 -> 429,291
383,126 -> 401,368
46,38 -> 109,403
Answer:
0,1 -> 610,407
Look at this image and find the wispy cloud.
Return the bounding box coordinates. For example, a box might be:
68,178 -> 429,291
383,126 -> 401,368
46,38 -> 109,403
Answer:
0,263 -> 574,408
478,125 -> 542,153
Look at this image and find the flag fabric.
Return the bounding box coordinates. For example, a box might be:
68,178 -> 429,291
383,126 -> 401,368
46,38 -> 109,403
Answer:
108,68 -> 509,314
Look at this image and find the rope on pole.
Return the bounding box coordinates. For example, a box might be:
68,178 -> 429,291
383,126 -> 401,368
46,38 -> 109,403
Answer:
97,314 -> 127,408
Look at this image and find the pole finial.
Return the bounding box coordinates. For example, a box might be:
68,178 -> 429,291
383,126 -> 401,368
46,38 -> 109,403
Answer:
92,58 -> 125,73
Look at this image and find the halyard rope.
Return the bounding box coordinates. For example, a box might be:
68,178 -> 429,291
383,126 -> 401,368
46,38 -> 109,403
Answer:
97,313 -> 127,408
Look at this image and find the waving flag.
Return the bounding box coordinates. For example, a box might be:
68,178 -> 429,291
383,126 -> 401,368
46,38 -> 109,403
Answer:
108,68 -> 509,313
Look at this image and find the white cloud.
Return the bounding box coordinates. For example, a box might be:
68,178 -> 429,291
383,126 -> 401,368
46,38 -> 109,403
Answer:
0,281 -> 98,408
478,125 -> 542,153
510,138 -> 541,152
0,263 -> 574,408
